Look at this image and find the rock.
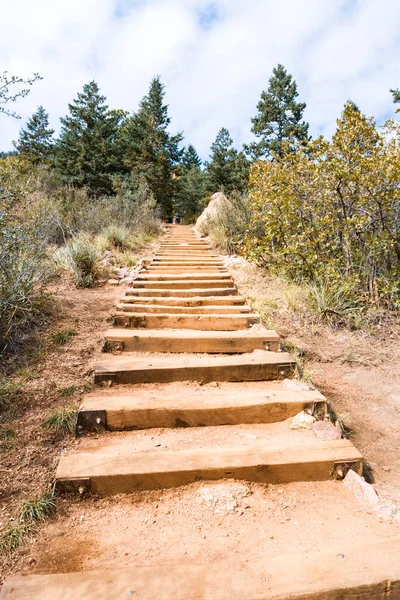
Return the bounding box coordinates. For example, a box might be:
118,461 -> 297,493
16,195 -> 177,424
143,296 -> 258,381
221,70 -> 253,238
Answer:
199,483 -> 250,514
343,469 -> 379,506
107,279 -> 120,285
290,411 -> 316,430
312,420 -> 341,441
372,502 -> 399,522
195,192 -> 229,235
120,277 -> 133,284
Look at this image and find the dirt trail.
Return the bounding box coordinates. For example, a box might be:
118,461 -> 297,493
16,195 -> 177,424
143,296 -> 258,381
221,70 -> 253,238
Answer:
2,225 -> 400,599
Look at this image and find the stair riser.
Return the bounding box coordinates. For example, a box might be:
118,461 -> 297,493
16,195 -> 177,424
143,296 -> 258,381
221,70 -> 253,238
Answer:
123,295 -> 244,305
104,334 -> 278,353
81,400 -> 315,430
125,289 -> 238,297
137,274 -> 232,281
146,267 -> 227,272
94,361 -> 295,385
116,304 -> 251,314
56,456 -> 362,495
130,281 -> 235,289
112,314 -> 258,330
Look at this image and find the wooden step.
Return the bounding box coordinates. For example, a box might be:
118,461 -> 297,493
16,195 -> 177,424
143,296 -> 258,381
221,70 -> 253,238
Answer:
137,273 -> 232,281
103,327 -> 279,352
130,280 -> 235,289
155,252 -> 219,257
55,438 -> 362,495
78,380 -> 326,430
4,539 -> 399,599
94,351 -> 296,384
146,265 -> 226,270
125,288 -> 238,297
122,295 -> 246,306
112,313 -> 259,330
152,257 -> 223,263
116,303 -> 250,314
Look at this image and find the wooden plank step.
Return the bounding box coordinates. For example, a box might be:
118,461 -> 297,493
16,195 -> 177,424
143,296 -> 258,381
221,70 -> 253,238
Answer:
79,380 -> 326,430
116,303 -> 250,314
130,280 -> 235,289
160,244 -> 210,248
112,313 -> 259,330
125,288 -> 238,297
148,265 -> 225,269
122,295 -> 246,306
137,273 -> 232,281
55,438 -> 362,495
94,351 -> 296,384
103,327 -> 279,352
152,257 -> 222,262
3,539 -> 399,599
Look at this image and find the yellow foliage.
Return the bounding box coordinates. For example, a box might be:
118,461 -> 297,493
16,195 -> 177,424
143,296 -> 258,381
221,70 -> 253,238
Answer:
243,103 -> 400,307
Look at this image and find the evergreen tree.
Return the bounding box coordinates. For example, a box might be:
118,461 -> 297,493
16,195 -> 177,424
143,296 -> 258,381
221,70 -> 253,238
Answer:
390,87 -> 400,111
119,76 -> 183,215
246,64 -> 309,159
14,105 -> 54,163
55,81 -> 120,196
175,167 -> 207,219
181,144 -> 202,171
205,128 -> 249,194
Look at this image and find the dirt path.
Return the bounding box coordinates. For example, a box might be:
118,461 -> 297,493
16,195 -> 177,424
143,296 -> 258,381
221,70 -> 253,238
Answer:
2,226 -> 400,599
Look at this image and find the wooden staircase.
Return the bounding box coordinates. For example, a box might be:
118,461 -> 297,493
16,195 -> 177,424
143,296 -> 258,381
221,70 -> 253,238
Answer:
3,225 -> 399,600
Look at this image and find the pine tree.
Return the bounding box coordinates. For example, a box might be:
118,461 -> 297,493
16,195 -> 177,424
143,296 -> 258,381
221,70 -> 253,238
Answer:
246,64 -> 309,159
181,144 -> 202,171
120,76 -> 183,215
390,87 -> 400,111
55,81 -> 120,196
205,128 -> 249,194
14,105 -> 54,163
175,167 -> 207,219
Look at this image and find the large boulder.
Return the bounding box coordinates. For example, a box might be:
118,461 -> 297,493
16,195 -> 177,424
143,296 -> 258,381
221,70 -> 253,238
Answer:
195,192 -> 228,236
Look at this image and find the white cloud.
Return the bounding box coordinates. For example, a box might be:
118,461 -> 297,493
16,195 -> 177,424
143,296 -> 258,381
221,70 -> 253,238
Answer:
1,0 -> 400,158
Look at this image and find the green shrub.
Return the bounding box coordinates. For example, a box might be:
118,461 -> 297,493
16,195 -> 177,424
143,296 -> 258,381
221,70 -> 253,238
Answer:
59,385 -> 77,397
19,491 -> 55,523
103,225 -> 132,250
69,234 -> 104,287
52,329 -> 77,346
0,377 -> 23,416
0,490 -> 55,555
244,103 -> 400,308
42,405 -> 77,435
53,234 -> 105,287
309,279 -> 362,327
0,160 -> 52,355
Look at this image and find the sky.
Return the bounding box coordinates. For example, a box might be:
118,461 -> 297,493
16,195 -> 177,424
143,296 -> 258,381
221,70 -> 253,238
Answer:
1,0 -> 400,159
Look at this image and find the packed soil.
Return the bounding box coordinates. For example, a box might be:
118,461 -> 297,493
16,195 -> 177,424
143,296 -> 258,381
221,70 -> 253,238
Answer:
10,480 -> 400,576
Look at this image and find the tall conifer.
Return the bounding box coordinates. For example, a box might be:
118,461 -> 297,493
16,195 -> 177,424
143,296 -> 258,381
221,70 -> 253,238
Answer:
205,128 -> 249,194
120,76 -> 183,215
55,81 -> 119,196
15,105 -> 54,163
246,64 -> 309,159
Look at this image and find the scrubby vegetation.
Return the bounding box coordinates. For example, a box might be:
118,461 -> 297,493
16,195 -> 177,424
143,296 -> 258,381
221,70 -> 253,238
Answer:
0,491 -> 55,554
3,59 -> 400,368
42,405 -> 77,436
243,102 -> 400,311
